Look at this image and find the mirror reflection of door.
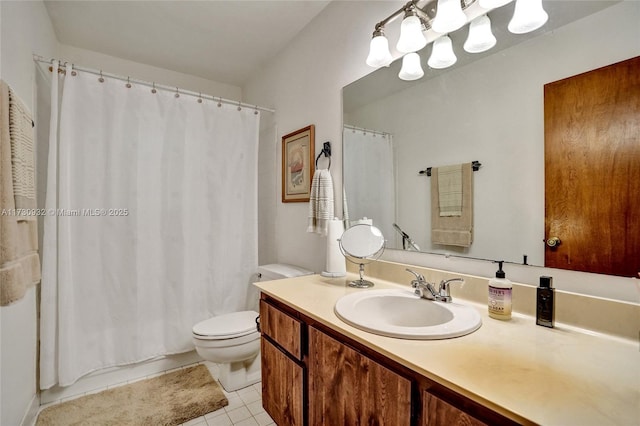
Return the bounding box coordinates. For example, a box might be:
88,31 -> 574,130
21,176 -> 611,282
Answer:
544,56 -> 640,277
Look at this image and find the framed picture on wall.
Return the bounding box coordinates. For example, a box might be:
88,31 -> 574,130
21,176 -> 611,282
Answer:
282,125 -> 315,203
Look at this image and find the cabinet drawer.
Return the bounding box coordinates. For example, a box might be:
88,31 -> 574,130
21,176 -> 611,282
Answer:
261,338 -> 304,426
260,299 -> 303,360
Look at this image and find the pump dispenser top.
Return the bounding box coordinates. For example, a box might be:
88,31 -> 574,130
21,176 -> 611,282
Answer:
495,260 -> 506,278
488,260 -> 512,320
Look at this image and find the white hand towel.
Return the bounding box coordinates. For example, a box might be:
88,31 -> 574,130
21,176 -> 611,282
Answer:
307,169 -> 334,236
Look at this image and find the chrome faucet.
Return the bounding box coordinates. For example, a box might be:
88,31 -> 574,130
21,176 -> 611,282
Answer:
436,278 -> 465,303
406,269 -> 437,300
406,269 -> 464,303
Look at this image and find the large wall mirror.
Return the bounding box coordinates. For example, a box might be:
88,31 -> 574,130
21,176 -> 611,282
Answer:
343,1 -> 639,275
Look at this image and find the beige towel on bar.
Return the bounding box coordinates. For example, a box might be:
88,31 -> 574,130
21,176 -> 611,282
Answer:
307,169 -> 334,236
431,163 -> 473,247
438,164 -> 463,216
0,80 -> 41,306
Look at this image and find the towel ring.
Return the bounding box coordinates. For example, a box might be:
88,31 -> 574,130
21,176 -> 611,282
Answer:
315,141 -> 332,170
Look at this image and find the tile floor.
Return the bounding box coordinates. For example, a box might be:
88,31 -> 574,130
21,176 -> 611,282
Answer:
181,361 -> 275,426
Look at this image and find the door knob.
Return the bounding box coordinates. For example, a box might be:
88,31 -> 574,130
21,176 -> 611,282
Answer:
546,237 -> 561,247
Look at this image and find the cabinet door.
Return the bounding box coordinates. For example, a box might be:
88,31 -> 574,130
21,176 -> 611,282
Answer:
308,326 -> 412,425
261,338 -> 304,426
423,392 -> 487,426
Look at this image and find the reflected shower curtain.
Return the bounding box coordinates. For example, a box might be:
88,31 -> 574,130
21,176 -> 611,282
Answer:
342,126 -> 395,242
40,63 -> 259,388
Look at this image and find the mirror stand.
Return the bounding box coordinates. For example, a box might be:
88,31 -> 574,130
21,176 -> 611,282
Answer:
338,224 -> 385,288
350,263 -> 374,288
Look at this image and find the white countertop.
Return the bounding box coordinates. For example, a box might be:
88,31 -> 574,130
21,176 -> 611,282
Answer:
256,274 -> 640,426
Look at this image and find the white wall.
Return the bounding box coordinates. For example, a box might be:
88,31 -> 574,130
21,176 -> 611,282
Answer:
0,2 -> 58,424
346,3 -> 640,266
244,1 -> 640,303
244,1 -> 397,273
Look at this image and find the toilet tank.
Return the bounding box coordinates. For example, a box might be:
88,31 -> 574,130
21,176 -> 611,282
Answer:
256,264 -> 314,281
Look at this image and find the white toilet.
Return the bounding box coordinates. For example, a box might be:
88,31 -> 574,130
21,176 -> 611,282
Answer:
192,264 -> 313,391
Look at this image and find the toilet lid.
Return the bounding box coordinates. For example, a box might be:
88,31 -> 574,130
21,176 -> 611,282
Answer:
193,311 -> 259,339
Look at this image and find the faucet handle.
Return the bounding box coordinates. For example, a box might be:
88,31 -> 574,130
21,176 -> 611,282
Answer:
438,277 -> 465,303
405,268 -> 425,283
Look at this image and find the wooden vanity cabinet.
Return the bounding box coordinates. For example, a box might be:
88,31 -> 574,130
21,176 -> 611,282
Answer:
260,296 -> 518,426
259,299 -> 305,426
308,326 -> 412,425
422,391 -> 487,426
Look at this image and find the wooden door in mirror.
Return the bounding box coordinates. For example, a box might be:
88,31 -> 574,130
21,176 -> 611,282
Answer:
544,56 -> 640,277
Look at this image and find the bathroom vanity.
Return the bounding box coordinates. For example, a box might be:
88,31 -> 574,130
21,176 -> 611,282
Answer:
260,295 -> 502,425
256,267 -> 639,425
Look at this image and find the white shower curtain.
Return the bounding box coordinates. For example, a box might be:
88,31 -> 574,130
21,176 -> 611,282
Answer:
343,126 -> 395,242
40,63 -> 260,389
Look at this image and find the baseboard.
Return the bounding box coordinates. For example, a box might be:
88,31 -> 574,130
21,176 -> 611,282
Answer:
20,393 -> 40,426
40,351 -> 201,405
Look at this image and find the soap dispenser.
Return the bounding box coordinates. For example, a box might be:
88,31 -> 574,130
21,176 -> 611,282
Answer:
488,261 -> 512,320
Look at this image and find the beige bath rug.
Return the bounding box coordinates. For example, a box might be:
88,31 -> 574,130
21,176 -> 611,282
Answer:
36,364 -> 228,426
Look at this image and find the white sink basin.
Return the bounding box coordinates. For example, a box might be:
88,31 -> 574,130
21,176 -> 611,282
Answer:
334,289 -> 482,340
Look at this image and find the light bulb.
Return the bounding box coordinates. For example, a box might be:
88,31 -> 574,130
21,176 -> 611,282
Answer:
428,36 -> 457,69
508,0 -> 548,34
396,14 -> 427,53
432,0 -> 467,34
464,15 -> 497,53
398,53 -> 424,81
479,0 -> 514,8
366,31 -> 393,67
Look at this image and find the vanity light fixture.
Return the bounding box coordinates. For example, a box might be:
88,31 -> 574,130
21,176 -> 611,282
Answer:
508,0 -> 549,34
432,0 -> 467,33
366,28 -> 393,67
399,52 -> 425,80
366,0 -> 549,78
397,7 -> 428,53
428,36 -> 458,69
463,15 -> 497,53
478,0 -> 513,8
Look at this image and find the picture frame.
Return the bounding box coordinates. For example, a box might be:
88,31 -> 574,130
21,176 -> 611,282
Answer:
282,125 -> 315,203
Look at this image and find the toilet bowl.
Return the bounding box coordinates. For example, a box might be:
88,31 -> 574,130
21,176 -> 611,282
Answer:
192,264 -> 313,391
193,310 -> 261,392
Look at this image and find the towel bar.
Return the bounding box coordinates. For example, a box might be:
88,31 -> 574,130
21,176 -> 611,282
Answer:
419,160 -> 481,176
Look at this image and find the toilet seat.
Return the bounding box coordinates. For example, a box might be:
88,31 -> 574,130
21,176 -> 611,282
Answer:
192,310 -> 259,340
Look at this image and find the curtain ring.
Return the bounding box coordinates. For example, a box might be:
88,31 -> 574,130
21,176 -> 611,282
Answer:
174,87 -> 180,98
237,101 -> 242,111
254,106 -> 259,115
70,64 -> 77,77
98,70 -> 104,83
197,92 -> 203,103
217,97 -> 222,107
151,82 -> 157,94
126,77 -> 132,88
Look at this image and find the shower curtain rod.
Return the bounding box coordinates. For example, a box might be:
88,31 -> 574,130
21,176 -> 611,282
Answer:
344,124 -> 391,138
33,54 -> 276,113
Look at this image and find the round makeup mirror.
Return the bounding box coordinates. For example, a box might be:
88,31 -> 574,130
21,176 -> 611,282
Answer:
339,224 -> 385,288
